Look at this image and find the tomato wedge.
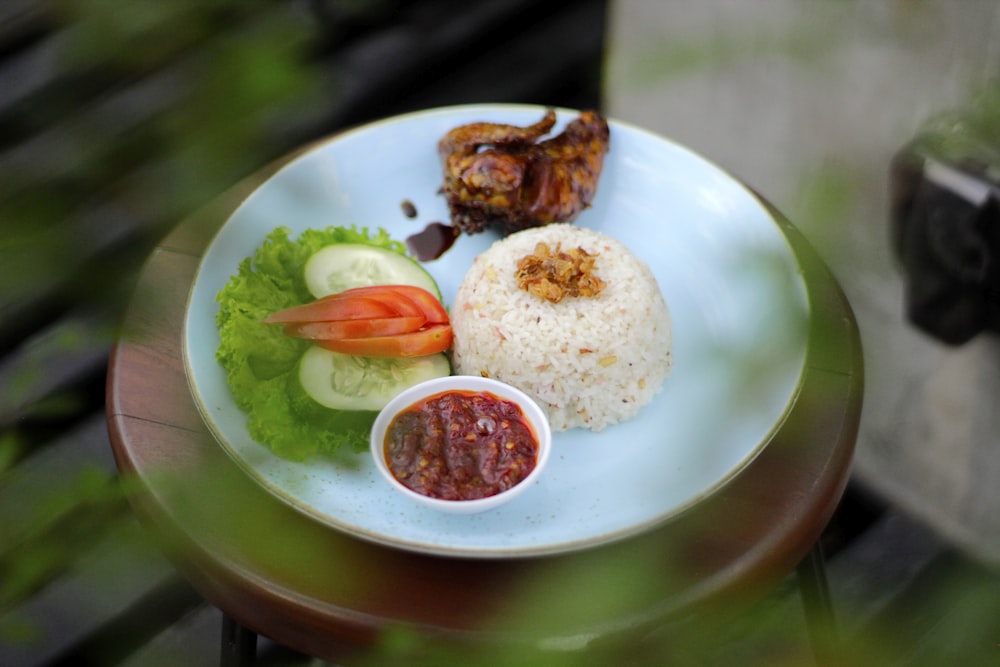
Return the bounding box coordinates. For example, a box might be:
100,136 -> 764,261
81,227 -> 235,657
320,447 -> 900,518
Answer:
348,288 -> 424,319
263,295 -> 397,324
314,324 -> 453,358
283,316 -> 426,340
387,286 -> 449,324
331,285 -> 449,324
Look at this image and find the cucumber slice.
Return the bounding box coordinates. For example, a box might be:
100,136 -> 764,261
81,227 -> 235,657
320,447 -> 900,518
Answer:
298,345 -> 450,412
285,369 -> 379,449
304,244 -> 440,299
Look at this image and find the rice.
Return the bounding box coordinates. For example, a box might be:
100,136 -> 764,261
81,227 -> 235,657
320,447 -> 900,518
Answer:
451,224 -> 673,431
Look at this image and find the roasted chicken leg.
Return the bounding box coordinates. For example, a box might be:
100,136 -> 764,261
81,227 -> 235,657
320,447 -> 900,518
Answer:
438,110 -> 610,235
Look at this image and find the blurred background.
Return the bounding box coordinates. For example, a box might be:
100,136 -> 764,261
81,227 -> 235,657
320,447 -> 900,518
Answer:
2,0 -> 999,665
607,0 -> 1000,565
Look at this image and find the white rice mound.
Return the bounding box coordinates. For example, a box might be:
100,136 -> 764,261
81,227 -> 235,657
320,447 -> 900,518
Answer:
451,224 -> 673,432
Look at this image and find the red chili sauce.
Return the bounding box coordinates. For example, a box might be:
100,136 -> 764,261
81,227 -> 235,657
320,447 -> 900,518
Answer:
384,390 -> 539,501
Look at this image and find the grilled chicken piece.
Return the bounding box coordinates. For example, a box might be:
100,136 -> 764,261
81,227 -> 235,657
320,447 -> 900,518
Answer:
438,109 -> 610,235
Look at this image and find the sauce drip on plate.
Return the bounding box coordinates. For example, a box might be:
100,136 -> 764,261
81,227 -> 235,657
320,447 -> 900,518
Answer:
406,222 -> 459,262
400,199 -> 418,218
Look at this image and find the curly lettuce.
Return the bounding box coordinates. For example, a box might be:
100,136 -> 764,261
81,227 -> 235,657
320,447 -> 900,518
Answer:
214,225 -> 406,460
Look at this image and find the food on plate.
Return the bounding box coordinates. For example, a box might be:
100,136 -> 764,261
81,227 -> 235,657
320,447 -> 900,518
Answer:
313,323 -> 452,358
298,346 -> 450,413
515,241 -> 605,303
263,295 -> 401,324
400,199 -> 418,218
303,243 -> 440,298
405,221 -> 460,262
214,226 -> 450,460
382,389 -> 540,501
282,316 -> 426,340
451,224 -> 672,431
264,284 -> 453,358
438,109 -> 610,236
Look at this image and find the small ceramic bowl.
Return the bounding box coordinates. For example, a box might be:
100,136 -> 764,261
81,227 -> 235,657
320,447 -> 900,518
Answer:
370,375 -> 552,514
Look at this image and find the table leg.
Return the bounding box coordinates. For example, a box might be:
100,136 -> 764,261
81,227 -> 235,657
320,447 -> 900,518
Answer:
221,613 -> 258,667
797,542 -> 838,666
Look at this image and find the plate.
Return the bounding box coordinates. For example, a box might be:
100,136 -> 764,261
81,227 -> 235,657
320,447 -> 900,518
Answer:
183,104 -> 809,558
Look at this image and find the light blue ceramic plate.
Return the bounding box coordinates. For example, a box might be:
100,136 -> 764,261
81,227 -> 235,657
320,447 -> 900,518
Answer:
183,104 -> 809,558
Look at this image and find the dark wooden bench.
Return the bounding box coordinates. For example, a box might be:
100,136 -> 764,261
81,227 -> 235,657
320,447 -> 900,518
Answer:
2,2 -> 999,665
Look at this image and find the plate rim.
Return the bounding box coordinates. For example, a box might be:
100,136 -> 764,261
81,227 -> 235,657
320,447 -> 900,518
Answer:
181,102 -> 811,559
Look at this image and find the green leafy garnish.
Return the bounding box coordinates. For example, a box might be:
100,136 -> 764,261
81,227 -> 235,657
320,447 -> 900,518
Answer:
214,225 -> 406,460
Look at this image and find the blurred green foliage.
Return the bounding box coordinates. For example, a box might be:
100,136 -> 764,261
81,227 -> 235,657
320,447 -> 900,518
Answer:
623,10 -> 836,89
0,0 -> 326,316
1,0 -> 338,652
1,3 -> 342,635
916,81 -> 1000,167
3,2 -> 999,665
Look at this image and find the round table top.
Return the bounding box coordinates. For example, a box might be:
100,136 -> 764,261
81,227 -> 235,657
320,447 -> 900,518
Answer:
106,161 -> 863,660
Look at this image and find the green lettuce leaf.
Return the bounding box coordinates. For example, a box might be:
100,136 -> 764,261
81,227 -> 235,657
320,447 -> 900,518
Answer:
214,225 -> 407,460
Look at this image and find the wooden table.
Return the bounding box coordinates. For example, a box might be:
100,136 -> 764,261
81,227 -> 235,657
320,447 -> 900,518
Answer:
106,160 -> 863,664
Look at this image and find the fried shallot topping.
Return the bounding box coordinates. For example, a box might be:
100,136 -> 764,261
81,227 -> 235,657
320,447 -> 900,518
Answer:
515,242 -> 605,303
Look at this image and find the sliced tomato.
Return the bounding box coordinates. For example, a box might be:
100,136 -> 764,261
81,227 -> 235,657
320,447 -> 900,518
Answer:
314,324 -> 453,358
386,285 -> 450,324
332,285 -> 449,324
349,288 -> 424,319
284,316 -> 426,340
263,295 -> 397,324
